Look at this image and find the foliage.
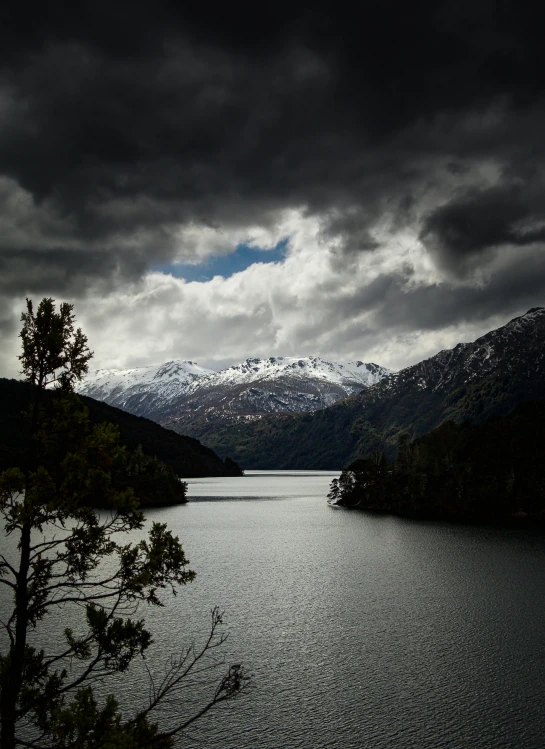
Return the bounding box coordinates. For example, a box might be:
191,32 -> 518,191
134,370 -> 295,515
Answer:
329,399 -> 545,524
19,298 -> 93,392
0,299 -> 249,749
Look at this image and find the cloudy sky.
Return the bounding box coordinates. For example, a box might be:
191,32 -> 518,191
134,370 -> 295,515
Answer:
1,1 -> 545,378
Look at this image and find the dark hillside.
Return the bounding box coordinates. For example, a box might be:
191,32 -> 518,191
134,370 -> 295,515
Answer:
192,308 -> 545,469
330,398 -> 545,525
0,378 -> 242,478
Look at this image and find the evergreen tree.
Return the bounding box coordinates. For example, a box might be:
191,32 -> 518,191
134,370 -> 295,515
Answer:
0,299 -> 248,749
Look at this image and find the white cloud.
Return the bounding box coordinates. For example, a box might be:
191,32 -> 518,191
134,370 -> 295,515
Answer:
169,213 -> 293,264
0,205 -> 540,381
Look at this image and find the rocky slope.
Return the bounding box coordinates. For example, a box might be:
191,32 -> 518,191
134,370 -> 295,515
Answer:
163,357 -> 389,434
198,308 -> 545,469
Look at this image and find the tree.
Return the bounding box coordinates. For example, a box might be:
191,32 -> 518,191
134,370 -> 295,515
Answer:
0,299 -> 248,749
18,298 -> 93,392
326,478 -> 340,504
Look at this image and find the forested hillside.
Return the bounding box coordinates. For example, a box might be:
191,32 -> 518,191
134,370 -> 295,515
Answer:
0,378 -> 242,478
329,399 -> 545,524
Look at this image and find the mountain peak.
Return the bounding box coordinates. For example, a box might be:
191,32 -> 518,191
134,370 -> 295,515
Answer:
77,355 -> 391,425
205,356 -> 391,388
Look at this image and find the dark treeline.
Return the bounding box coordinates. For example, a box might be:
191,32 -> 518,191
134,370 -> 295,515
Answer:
329,399 -> 545,524
1,383 -> 189,508
0,378 -> 243,484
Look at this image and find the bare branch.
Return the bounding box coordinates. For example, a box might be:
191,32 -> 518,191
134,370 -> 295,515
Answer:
0,616 -> 14,647
0,553 -> 18,577
28,536 -> 72,562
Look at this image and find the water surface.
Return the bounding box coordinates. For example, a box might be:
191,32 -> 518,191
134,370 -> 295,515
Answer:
4,470 -> 545,748
139,470 -> 545,748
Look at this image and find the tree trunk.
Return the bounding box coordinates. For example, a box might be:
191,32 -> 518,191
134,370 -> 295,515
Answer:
0,521 -> 31,749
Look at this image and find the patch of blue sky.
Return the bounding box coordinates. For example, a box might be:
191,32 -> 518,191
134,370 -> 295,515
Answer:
152,238 -> 289,282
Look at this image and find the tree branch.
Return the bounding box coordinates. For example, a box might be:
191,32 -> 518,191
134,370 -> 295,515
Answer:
0,553 -> 18,577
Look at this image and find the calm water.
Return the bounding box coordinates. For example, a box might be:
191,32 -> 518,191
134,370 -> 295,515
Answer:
4,471 -> 545,748
137,471 -> 545,749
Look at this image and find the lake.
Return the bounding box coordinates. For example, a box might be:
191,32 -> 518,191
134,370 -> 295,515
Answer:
136,470 -> 545,748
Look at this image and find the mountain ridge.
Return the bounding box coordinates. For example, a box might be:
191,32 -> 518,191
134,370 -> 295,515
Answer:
194,307 -> 545,469
77,355 -> 392,428
76,360 -> 214,419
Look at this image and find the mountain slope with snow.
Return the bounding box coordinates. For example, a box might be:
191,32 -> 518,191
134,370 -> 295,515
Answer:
202,357 -> 386,389
191,307 -> 545,469
77,360 -> 214,420
163,357 -> 390,435
77,356 -> 391,428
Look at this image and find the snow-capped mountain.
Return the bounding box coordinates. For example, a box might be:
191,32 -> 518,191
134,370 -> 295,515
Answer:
202,356 -> 386,389
77,308 -> 545,470
163,357 -> 391,434
77,356 -> 391,428
77,360 -> 214,420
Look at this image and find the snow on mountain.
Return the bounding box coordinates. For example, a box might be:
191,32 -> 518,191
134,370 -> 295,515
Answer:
77,360 -> 214,419
190,307 -> 545,469
77,355 -> 391,426
201,356 -> 387,389
377,306 -> 545,398
162,357 -> 392,432
79,307 -> 545,442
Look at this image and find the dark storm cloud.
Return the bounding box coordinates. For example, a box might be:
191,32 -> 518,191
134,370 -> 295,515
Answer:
304,249 -> 545,362
0,298 -> 17,338
320,209 -> 381,258
1,0 -> 545,296
373,250 -> 545,334
420,183 -> 545,274
0,249 -> 148,295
